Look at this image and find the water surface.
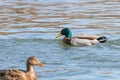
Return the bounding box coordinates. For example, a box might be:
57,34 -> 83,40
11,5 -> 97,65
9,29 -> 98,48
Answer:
0,0 -> 120,80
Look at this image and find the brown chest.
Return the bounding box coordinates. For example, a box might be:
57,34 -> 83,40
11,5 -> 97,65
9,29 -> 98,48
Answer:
63,38 -> 71,44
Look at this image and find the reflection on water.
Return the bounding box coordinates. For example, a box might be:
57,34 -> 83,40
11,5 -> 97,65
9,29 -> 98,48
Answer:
0,0 -> 120,39
0,0 -> 120,80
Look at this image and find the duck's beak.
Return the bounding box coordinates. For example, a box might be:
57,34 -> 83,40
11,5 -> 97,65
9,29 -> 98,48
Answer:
38,63 -> 45,67
56,33 -> 62,38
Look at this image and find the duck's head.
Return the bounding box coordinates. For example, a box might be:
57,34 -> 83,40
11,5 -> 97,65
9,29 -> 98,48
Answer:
56,28 -> 72,38
27,56 -> 44,67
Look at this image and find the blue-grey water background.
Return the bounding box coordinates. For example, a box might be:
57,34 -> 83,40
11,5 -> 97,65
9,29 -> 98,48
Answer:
0,0 -> 120,80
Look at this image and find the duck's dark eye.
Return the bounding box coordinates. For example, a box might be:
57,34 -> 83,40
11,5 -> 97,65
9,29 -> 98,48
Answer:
61,30 -> 66,35
61,28 -> 69,35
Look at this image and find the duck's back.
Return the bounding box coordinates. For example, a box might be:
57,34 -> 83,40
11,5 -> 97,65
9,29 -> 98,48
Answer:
71,37 -> 99,46
0,69 -> 27,80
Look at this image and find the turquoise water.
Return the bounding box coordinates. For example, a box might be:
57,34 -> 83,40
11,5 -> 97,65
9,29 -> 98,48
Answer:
0,0 -> 120,80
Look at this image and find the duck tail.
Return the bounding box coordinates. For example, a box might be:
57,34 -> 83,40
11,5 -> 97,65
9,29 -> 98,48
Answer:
97,36 -> 108,43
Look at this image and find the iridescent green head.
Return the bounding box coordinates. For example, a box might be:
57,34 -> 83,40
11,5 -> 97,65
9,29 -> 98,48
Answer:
56,28 -> 72,38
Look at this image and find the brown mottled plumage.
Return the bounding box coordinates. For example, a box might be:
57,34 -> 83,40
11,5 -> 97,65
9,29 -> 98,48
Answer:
0,56 -> 44,80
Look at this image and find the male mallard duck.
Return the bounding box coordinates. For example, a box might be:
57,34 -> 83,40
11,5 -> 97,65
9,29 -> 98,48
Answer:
0,56 -> 44,80
56,28 -> 108,46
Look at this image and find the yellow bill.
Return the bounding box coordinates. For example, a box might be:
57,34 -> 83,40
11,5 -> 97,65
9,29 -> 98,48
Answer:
56,33 -> 62,38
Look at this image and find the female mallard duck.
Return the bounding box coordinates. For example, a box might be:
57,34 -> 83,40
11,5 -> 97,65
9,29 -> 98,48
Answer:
0,56 -> 44,80
56,28 -> 108,46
